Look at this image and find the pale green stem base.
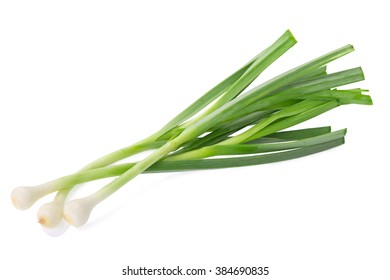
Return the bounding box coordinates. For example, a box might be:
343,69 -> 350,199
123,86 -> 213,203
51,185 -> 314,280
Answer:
91,139 -> 181,203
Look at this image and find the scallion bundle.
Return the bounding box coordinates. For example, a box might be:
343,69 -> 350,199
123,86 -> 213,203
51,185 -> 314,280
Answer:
11,30 -> 372,228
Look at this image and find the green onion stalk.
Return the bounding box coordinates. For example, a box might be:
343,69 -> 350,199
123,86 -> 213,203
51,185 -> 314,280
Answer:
11,30 -> 372,228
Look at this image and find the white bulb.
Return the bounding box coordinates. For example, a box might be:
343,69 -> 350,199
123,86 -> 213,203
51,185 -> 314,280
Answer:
11,182 -> 58,210
11,186 -> 41,210
37,202 -> 63,228
63,198 -> 96,227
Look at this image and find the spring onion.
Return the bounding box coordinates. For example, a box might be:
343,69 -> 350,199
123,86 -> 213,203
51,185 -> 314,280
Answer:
11,30 -> 372,229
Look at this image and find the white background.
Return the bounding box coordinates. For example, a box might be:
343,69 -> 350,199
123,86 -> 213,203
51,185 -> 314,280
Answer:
0,1 -> 389,279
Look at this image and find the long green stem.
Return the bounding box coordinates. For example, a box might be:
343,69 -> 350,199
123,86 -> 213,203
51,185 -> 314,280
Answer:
252,126 -> 331,142
55,136 -> 345,186
166,129 -> 346,161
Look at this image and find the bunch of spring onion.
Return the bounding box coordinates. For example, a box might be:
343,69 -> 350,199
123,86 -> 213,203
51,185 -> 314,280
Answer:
11,30 -> 372,228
